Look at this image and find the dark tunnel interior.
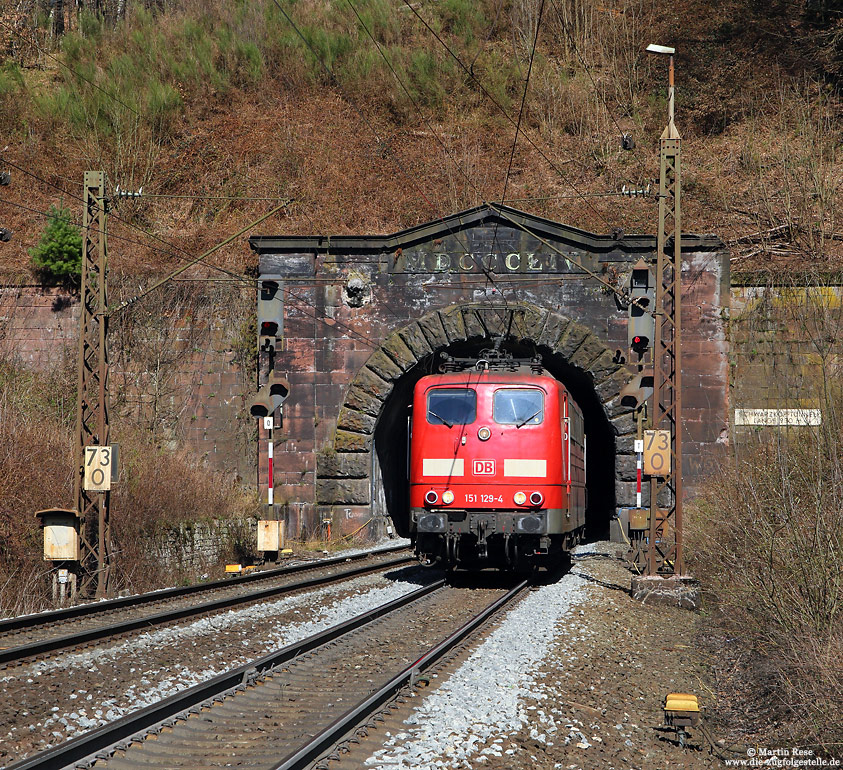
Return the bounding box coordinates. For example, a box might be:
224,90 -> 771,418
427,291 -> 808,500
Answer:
372,337 -> 617,541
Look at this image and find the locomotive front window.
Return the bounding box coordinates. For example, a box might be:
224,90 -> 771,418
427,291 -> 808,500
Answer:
426,389 -> 477,426
493,388 -> 544,426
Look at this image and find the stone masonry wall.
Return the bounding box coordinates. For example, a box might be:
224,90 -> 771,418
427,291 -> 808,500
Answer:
730,282 -> 843,443
253,205 -> 731,540
0,284 -> 255,481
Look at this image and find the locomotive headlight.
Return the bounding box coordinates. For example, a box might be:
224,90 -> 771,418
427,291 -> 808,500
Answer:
513,491 -> 527,505
424,490 -> 439,505
477,426 -> 491,441
529,491 -> 544,506
442,490 -> 455,504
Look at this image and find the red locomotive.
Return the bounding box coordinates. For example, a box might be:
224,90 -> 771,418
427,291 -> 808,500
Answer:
409,350 -> 587,570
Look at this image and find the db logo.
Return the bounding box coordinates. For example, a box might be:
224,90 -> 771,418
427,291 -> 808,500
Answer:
473,460 -> 495,475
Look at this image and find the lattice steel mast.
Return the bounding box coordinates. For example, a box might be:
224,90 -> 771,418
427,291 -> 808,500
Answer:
73,171 -> 111,598
647,47 -> 684,576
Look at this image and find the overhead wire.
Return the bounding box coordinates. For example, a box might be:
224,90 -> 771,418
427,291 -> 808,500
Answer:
546,0 -> 651,188
340,0 -> 511,322
118,192 -> 293,202
490,0 -> 546,300
110,201 -> 289,316
3,149 -> 388,347
499,0 -> 546,211
0,196 -> 246,271
273,0 -> 521,333
0,156 -> 264,290
400,0 -> 613,231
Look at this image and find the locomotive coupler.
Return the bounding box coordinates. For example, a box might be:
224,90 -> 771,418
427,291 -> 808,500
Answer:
476,519 -> 488,559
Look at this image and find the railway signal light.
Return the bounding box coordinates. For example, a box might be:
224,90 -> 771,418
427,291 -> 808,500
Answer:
258,280 -> 282,354
249,370 -> 290,418
628,258 -> 655,358
620,369 -> 654,409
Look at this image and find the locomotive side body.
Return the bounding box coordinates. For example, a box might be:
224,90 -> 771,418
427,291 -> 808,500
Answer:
409,369 -> 586,569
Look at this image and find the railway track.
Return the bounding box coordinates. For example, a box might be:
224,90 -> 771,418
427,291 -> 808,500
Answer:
8,576 -> 529,770
0,546 -> 411,667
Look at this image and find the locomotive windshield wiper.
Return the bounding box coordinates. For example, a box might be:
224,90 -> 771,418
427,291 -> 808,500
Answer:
428,410 -> 454,428
514,410 -> 541,428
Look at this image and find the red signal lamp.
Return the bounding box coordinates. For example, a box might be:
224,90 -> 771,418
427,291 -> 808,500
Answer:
630,334 -> 650,354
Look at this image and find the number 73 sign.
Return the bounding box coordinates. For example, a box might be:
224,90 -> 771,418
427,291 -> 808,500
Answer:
84,446 -> 113,491
643,430 -> 671,476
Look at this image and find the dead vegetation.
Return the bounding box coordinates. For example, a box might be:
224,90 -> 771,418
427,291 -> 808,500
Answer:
688,277 -> 843,755
0,0 -> 842,750
0,348 -> 259,616
0,0 -> 840,284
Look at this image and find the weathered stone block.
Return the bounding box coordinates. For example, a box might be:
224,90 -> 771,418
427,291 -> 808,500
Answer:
602,395 -> 633,419
610,412 -> 636,436
315,478 -> 371,505
570,333 -> 609,370
336,408 -> 377,434
438,305 -> 467,342
353,366 -> 393,400
461,307 -> 487,339
334,430 -> 373,452
615,480 -> 639,508
365,349 -> 403,382
418,312 -> 449,349
477,307 -> 510,337
595,367 -> 630,403
317,450 -> 370,478
536,312 -> 571,349
399,322 -> 433,359
616,433 -> 636,454
588,349 -> 621,383
616,452 -> 638,481
555,321 -> 591,359
381,332 -> 417,372
343,384 -> 383,417
510,306 -> 548,341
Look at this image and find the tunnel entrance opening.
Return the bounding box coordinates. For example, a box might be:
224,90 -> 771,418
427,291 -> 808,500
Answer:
372,336 -> 616,542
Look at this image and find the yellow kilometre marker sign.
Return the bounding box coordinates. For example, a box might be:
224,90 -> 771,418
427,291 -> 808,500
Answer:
643,429 -> 671,476
83,446 -> 112,491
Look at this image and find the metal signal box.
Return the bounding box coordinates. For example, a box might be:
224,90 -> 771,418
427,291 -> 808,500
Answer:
35,509 -> 81,561
257,520 -> 285,551
628,258 -> 655,356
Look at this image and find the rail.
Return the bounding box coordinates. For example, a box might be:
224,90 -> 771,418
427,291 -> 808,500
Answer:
0,544 -> 409,634
7,579 -> 446,770
274,578 -> 529,770
0,549 -> 413,666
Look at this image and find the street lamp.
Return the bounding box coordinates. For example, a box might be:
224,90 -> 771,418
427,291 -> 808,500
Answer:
646,43 -> 677,135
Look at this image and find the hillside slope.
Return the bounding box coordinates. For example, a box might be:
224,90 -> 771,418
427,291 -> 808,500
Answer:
0,0 -> 840,284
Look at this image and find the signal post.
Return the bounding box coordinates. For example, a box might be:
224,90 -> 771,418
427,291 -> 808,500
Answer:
250,280 -> 290,560
627,46 -> 699,608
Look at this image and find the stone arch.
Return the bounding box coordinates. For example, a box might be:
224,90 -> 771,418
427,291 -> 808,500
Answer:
315,302 -> 637,539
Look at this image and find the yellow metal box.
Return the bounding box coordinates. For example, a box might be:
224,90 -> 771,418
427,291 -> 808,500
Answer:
34,509 -> 80,561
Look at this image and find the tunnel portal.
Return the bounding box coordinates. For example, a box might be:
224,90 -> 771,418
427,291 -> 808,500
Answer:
249,203 -> 728,541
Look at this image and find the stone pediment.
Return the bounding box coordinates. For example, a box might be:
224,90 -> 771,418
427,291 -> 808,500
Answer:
250,203 -> 722,279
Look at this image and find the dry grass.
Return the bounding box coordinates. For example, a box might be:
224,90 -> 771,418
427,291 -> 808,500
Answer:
0,352 -> 260,614
0,0 -> 839,284
688,279 -> 843,754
